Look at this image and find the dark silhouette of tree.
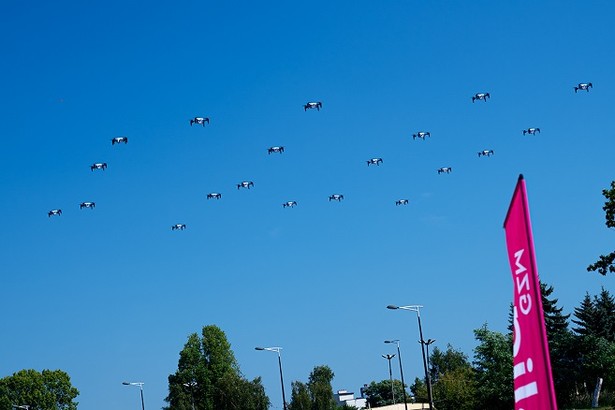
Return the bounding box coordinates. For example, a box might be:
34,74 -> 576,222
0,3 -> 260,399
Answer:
164,325 -> 269,410
588,181 -> 615,275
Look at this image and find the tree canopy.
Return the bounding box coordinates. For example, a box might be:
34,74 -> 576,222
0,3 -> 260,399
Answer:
0,369 -> 79,410
164,325 -> 269,410
588,181 -> 615,275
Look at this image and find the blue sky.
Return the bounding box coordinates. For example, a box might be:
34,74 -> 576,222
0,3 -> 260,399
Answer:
1,1 -> 615,409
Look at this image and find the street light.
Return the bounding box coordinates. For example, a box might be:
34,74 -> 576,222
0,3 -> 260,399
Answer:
387,304 -> 433,410
385,339 -> 408,410
183,381 -> 197,410
382,353 -> 396,404
255,346 -> 287,410
123,381 -> 145,410
420,338 -> 436,375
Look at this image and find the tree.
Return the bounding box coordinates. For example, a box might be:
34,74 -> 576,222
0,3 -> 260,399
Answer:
429,344 -> 471,383
0,369 -> 79,410
164,325 -> 269,410
307,365 -> 336,410
288,381 -> 311,410
431,367 -> 477,410
362,379 -> 407,407
572,292 -> 598,337
472,325 -> 513,410
427,344 -> 477,410
588,181 -> 615,275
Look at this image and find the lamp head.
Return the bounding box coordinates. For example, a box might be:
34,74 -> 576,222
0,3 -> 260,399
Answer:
387,305 -> 399,310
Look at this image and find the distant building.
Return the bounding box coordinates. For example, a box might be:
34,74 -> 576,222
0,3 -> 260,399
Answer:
335,389 -> 367,409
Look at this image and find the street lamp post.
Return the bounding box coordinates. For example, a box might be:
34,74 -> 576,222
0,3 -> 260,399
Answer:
387,304 -> 434,410
183,381 -> 197,410
385,339 -> 408,410
255,346 -> 287,410
123,381 -> 145,410
382,353 -> 396,404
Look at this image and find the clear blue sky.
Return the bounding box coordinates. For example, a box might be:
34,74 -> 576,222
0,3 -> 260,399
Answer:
1,1 -> 614,409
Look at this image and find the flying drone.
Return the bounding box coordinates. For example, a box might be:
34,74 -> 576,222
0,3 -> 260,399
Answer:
329,194 -> 344,202
90,162 -> 107,171
574,83 -> 593,93
367,158 -> 383,166
48,209 -> 62,217
413,131 -> 431,140
523,128 -> 540,135
304,101 -> 322,111
396,199 -> 409,206
478,150 -> 494,157
237,181 -> 254,189
172,224 -> 186,230
190,117 -> 210,126
437,167 -> 452,174
268,146 -> 285,154
207,193 -> 222,200
283,201 -> 297,208
80,202 -> 95,209
472,93 -> 490,103
111,136 -> 128,145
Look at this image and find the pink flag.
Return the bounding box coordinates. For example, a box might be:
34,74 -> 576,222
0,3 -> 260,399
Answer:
504,175 -> 558,410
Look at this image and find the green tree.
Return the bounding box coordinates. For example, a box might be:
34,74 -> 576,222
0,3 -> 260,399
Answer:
572,292 -> 598,337
472,325 -> 513,410
164,325 -> 269,410
0,369 -> 79,410
409,377 -> 427,404
362,379 -> 407,407
431,367 -> 477,410
288,381 -> 311,410
429,344 -> 471,383
307,365 -> 336,410
588,181 -> 615,275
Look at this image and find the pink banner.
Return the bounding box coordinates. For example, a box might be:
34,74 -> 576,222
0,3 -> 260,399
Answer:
504,175 -> 558,410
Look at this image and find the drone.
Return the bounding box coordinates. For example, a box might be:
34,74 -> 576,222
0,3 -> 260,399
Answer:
48,209 -> 62,217
396,199 -> 409,206
478,150 -> 494,157
329,194 -> 344,202
190,117 -> 210,126
472,93 -> 490,103
237,181 -> 254,189
91,162 -> 107,171
268,146 -> 285,154
111,136 -> 128,145
437,167 -> 452,174
171,224 -> 186,230
207,193 -> 222,200
80,202 -> 96,209
523,128 -> 540,135
367,158 -> 383,166
283,201 -> 297,208
304,101 -> 322,111
574,83 -> 593,93
413,131 -> 431,140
